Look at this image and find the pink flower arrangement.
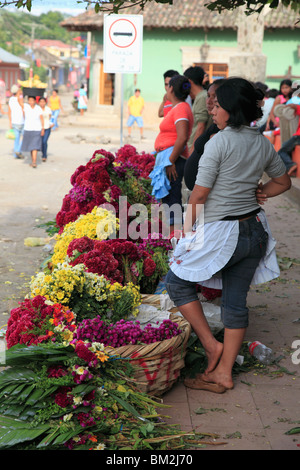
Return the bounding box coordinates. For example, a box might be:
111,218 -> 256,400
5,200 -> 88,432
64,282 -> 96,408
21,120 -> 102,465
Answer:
115,144 -> 155,178
74,316 -> 182,348
55,146 -> 156,232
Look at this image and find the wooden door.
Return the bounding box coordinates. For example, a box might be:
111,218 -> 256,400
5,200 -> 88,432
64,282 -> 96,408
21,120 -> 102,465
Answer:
99,60 -> 114,105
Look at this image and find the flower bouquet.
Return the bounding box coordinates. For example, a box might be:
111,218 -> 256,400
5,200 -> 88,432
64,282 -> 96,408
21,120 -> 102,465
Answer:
0,341 -> 204,450
55,147 -> 156,232
0,295 -> 198,450
29,264 -> 141,323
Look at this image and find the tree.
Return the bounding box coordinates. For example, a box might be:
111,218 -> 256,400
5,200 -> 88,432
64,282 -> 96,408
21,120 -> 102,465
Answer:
0,0 -> 299,15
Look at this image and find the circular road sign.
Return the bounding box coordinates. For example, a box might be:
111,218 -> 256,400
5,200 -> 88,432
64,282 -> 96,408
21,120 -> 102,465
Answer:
109,18 -> 137,49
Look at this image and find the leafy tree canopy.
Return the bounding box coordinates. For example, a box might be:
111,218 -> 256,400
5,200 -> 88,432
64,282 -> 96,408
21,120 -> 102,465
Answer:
0,0 -> 299,15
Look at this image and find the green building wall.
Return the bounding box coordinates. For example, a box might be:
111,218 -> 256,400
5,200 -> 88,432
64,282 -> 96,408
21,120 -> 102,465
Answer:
91,27 -> 300,104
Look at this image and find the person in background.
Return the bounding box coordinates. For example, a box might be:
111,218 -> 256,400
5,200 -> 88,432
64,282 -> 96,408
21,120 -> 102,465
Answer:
150,75 -> 193,235
20,96 -> 44,168
78,84 -> 88,116
8,85 -> 24,159
158,69 -> 179,118
38,97 -> 53,162
49,89 -> 64,131
265,79 -> 292,132
277,101 -> 300,175
184,78 -> 226,191
165,77 -> 291,393
127,88 -> 145,140
184,66 -> 209,154
257,88 -> 279,133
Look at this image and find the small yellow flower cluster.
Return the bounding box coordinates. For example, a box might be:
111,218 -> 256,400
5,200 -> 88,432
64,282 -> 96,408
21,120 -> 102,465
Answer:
29,263 -> 141,315
106,281 -> 141,316
30,263 -> 85,305
51,207 -> 119,266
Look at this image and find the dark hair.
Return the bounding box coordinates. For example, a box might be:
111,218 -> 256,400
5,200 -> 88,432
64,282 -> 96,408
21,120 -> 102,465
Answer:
39,96 -> 46,102
216,77 -> 264,128
184,66 -> 205,86
266,88 -> 280,99
209,78 -> 227,89
163,69 -> 179,79
135,88 -> 141,92
280,79 -> 292,89
169,74 -> 191,101
255,81 -> 268,96
28,95 -> 36,100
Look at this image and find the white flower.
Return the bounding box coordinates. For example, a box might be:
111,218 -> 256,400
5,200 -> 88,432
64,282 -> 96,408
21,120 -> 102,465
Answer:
63,413 -> 73,422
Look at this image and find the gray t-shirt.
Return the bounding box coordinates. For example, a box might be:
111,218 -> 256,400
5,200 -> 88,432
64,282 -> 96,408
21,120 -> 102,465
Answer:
195,126 -> 286,223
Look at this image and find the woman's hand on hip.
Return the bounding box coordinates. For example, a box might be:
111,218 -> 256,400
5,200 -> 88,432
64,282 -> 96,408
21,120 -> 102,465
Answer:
166,163 -> 177,181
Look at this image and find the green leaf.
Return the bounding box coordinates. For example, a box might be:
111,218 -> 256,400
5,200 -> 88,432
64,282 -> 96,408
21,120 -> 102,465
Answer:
285,427 -> 300,435
0,415 -> 50,449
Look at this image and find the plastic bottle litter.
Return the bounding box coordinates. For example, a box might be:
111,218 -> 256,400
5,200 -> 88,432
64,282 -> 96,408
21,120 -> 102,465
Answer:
248,341 -> 274,365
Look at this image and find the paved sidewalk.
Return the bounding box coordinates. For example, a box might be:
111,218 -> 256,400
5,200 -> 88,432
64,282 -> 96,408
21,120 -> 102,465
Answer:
0,94 -> 299,450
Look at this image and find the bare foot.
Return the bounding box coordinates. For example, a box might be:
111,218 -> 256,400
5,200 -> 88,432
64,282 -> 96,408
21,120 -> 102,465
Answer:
201,367 -> 234,390
205,340 -> 223,374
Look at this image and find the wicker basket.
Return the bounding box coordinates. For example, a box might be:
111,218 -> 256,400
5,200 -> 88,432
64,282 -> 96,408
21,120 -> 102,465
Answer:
110,295 -> 191,396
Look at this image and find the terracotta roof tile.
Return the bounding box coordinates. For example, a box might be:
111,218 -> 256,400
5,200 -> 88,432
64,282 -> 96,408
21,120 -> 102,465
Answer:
61,0 -> 300,31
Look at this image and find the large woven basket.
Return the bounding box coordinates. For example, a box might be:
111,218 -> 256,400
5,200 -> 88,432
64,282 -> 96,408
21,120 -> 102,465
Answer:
110,295 -> 192,396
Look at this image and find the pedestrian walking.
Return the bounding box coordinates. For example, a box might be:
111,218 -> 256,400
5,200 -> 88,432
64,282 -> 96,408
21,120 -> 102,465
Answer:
49,89 -> 64,130
20,96 -> 44,168
38,97 -> 53,162
127,89 -> 145,140
164,77 -> 291,393
78,84 -> 88,116
8,85 -> 24,159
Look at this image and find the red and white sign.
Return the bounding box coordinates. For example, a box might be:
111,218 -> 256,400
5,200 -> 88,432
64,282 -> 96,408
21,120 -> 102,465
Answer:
104,15 -> 143,74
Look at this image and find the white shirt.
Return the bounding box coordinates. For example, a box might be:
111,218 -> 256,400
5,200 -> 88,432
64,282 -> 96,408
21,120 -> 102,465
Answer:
9,96 -> 24,125
23,103 -> 43,131
41,105 -> 52,129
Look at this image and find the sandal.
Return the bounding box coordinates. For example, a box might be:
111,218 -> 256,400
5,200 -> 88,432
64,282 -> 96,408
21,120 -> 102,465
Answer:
184,376 -> 227,393
30,163 -> 37,168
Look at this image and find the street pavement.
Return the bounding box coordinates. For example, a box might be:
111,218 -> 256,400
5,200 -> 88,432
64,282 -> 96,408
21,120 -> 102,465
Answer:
0,93 -> 299,450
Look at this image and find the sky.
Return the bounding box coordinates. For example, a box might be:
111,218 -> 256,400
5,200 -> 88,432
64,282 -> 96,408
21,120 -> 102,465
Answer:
7,0 -> 88,16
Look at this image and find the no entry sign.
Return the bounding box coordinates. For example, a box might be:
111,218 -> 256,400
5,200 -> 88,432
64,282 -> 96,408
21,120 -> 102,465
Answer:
103,14 -> 143,74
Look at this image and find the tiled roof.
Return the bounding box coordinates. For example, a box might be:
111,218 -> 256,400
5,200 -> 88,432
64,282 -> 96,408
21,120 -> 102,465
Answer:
61,0 -> 300,31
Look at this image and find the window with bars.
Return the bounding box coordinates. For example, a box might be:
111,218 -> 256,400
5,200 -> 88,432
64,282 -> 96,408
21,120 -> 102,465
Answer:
194,63 -> 229,83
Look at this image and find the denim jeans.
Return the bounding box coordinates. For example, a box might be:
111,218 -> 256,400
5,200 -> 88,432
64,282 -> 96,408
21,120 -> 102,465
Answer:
165,215 -> 268,329
41,128 -> 51,159
161,156 -> 186,226
51,109 -> 60,130
12,124 -> 24,157
278,135 -> 300,171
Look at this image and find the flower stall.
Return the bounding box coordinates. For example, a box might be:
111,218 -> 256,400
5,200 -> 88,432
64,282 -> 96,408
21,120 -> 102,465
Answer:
0,145 -> 206,451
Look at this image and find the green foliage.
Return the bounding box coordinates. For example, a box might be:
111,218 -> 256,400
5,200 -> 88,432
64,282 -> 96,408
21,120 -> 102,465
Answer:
1,0 -> 299,15
0,8 -> 81,59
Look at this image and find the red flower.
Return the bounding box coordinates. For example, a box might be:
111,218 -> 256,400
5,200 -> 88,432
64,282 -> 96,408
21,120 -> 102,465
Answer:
143,257 -> 156,277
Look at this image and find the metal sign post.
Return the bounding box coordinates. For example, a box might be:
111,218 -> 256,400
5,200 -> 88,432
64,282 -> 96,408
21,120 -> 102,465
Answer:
103,14 -> 143,145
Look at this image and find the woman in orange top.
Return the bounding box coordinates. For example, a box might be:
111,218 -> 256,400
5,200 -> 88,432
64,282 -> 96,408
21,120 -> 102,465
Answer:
150,75 -> 193,235
49,89 -> 64,130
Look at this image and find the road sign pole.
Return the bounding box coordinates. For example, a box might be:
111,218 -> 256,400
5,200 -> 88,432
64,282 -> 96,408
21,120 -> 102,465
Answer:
120,73 -> 124,146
